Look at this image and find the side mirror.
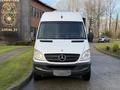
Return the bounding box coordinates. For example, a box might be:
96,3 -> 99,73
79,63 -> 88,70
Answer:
88,32 -> 94,42
82,17 -> 86,26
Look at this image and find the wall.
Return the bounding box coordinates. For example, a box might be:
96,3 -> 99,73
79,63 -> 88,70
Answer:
0,0 -> 55,42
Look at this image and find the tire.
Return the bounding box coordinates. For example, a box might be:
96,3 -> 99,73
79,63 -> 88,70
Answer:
33,71 -> 43,81
82,70 -> 91,81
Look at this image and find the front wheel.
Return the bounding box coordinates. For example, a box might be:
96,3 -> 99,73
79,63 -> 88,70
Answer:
82,70 -> 91,81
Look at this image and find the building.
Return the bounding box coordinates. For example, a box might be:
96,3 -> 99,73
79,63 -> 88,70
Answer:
0,0 -> 55,42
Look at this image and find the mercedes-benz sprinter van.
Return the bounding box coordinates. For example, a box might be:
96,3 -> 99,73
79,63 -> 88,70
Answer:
33,12 -> 91,81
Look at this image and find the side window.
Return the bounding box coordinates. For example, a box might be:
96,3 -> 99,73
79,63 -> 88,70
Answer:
31,6 -> 44,18
33,8 -> 36,17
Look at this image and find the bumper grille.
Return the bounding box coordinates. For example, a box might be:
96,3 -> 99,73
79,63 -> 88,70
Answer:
45,54 -> 80,62
47,65 -> 76,70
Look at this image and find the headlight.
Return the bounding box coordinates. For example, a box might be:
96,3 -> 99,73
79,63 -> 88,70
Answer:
33,49 -> 45,61
81,49 -> 91,60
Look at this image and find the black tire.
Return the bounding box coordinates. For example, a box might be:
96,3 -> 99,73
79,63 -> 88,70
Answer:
82,70 -> 91,81
33,71 -> 43,81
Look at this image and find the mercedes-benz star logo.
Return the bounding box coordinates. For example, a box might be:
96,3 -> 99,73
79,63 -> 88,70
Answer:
58,54 -> 66,62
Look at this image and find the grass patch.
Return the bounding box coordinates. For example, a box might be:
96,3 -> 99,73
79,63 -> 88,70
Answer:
0,47 -> 33,90
0,46 -> 26,55
96,40 -> 120,56
96,40 -> 120,49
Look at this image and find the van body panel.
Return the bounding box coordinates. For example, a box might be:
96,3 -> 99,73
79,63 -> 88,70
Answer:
33,12 -> 91,79
35,39 -> 88,54
41,12 -> 83,22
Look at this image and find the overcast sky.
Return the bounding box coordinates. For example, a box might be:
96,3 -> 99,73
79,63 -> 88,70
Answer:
40,0 -> 120,16
40,0 -> 85,10
40,0 -> 58,5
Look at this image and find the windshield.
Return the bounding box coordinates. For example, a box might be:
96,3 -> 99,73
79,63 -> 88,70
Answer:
37,22 -> 86,39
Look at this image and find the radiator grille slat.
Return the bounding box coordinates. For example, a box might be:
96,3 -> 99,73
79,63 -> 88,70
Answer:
45,54 -> 80,62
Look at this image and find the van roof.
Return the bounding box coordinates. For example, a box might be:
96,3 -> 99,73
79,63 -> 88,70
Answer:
41,12 -> 83,22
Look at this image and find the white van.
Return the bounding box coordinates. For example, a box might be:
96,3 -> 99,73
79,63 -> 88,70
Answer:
33,12 -> 91,81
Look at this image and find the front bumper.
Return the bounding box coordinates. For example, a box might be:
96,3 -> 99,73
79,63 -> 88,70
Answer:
33,61 -> 91,76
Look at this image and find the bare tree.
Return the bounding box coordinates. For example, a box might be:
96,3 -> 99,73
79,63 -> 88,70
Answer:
106,0 -> 116,31
115,13 -> 119,38
84,0 -> 107,37
68,0 -> 79,11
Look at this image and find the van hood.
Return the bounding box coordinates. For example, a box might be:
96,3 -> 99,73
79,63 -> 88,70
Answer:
35,40 -> 88,54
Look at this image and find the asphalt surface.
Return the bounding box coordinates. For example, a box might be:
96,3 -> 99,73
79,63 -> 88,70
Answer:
22,46 -> 120,90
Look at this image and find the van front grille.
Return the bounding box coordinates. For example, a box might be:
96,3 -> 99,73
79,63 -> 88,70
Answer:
45,54 -> 80,62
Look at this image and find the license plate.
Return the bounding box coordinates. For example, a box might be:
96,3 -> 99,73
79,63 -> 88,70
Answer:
53,70 -> 71,76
